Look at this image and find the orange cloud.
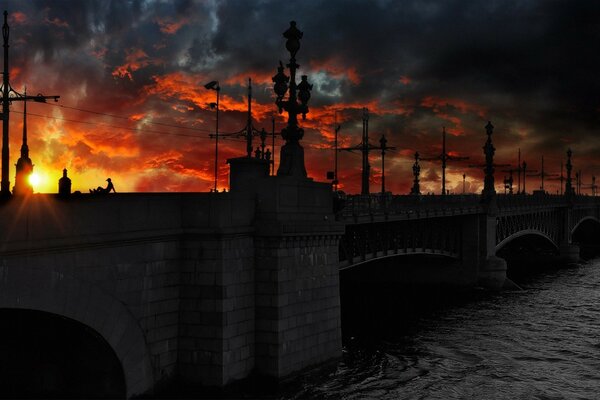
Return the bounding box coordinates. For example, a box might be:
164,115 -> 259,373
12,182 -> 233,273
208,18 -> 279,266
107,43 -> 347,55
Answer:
112,48 -> 154,81
44,17 -> 69,28
421,96 -> 487,117
10,12 -> 27,24
155,16 -> 189,35
399,75 -> 411,85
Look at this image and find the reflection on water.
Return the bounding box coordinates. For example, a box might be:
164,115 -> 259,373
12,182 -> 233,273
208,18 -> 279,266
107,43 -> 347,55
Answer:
283,259 -> 600,399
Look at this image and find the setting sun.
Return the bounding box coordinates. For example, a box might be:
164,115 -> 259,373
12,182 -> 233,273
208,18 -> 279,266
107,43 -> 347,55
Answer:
28,172 -> 41,188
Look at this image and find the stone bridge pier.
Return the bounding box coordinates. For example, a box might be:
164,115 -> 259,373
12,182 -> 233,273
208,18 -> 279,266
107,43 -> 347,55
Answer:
0,158 -> 344,398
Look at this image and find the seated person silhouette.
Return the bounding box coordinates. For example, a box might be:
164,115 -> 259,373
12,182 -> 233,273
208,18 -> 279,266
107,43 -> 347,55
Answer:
90,178 -> 116,194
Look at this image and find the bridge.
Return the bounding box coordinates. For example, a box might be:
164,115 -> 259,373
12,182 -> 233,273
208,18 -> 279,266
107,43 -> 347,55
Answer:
339,193 -> 599,265
1,16 -> 598,398
1,159 -> 599,397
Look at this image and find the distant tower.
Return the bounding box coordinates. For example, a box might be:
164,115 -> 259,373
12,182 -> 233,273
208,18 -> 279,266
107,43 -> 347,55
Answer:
13,96 -> 33,195
58,168 -> 71,196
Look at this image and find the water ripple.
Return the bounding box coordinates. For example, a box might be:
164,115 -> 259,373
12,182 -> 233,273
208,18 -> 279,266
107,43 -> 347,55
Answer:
283,259 -> 600,399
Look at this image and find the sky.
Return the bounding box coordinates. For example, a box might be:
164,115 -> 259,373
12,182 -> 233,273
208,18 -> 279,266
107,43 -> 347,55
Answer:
2,0 -> 600,195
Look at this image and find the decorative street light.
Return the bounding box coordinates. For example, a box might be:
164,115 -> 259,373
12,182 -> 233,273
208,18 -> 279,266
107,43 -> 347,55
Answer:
272,21 -> 312,178
379,134 -> 394,195
565,148 -> 574,198
204,80 -> 220,192
482,121 -> 496,201
410,152 -> 421,195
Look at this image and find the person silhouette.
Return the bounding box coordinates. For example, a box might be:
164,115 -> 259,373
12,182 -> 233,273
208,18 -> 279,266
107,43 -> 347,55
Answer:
105,178 -> 116,193
90,178 -> 116,194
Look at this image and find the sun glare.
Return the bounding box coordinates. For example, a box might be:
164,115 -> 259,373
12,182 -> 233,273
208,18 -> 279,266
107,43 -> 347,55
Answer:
28,172 -> 41,187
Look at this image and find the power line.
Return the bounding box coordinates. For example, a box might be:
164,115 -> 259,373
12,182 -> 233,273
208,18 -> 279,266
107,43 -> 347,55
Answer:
16,105 -> 330,149
46,103 -> 214,133
12,110 -> 211,139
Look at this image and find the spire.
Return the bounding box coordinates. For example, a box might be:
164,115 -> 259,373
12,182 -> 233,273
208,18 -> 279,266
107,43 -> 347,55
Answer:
13,87 -> 33,195
21,87 -> 28,158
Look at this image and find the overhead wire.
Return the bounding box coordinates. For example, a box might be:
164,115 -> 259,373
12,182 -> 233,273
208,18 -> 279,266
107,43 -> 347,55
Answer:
12,110 -> 212,140
15,102 -> 334,148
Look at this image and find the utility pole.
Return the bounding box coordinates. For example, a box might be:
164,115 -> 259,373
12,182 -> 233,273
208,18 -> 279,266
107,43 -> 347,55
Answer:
333,111 -> 341,191
517,148 -> 521,193
338,108 -> 394,195
501,167 -> 519,194
1,11 -> 60,197
210,78 -> 268,159
379,134 -> 396,194
271,115 -> 276,175
422,127 -> 468,196
361,108 -> 369,194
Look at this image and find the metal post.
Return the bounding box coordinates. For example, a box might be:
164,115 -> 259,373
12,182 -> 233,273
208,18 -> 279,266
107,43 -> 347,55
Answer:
380,134 -> 387,195
333,111 -> 340,192
523,163 -> 527,194
2,11 -> 10,196
442,127 -> 446,196
0,11 -> 59,196
246,78 -> 253,158
411,152 -> 421,195
361,107 -> 369,195
462,173 -> 466,194
482,121 -> 496,200
215,87 -> 219,191
541,156 -> 544,191
565,148 -> 574,198
560,162 -> 563,195
271,116 -> 275,175
517,148 -> 521,194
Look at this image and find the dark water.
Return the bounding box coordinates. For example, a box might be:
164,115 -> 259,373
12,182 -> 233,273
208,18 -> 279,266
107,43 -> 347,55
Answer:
283,259 -> 600,399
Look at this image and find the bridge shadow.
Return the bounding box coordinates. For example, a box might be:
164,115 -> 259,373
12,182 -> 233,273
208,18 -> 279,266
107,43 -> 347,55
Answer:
0,309 -> 125,399
572,217 -> 600,259
339,254 -> 485,343
497,233 -> 569,285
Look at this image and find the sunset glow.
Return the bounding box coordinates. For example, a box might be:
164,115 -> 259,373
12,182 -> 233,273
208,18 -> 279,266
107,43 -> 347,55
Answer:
28,172 -> 40,187
1,1 -> 598,195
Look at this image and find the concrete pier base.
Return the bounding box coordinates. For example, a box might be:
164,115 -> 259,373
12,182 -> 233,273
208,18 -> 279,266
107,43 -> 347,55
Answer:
478,256 -> 507,290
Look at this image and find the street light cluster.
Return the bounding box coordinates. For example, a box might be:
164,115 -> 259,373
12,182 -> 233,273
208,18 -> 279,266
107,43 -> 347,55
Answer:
204,21 -> 312,189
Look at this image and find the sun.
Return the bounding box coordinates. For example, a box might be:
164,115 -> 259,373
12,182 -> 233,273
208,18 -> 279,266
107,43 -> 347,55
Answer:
28,172 -> 41,187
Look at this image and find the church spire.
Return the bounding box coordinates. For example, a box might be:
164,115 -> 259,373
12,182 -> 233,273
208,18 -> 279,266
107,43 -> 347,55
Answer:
21,88 -> 28,158
13,87 -> 33,195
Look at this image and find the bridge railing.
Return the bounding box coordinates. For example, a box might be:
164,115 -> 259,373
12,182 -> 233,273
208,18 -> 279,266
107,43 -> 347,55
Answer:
338,193 -> 482,220
496,194 -> 567,210
337,192 -> 600,221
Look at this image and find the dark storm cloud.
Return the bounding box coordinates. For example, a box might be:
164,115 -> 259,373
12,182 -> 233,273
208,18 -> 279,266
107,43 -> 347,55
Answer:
2,0 -> 598,193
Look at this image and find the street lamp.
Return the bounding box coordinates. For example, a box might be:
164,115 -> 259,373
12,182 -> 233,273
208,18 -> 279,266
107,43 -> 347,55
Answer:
272,21 -> 313,178
204,80 -> 220,192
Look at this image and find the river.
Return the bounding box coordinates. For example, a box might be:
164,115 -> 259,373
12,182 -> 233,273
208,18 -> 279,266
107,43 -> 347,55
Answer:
282,258 -> 600,399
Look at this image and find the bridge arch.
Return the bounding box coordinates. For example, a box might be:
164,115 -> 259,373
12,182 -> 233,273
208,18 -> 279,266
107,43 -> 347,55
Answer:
496,229 -> 559,253
339,250 -> 459,271
0,266 -> 153,398
571,216 -> 600,237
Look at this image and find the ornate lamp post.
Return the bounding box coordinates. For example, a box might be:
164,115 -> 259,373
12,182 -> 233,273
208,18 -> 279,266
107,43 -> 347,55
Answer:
482,121 -> 496,201
204,80 -> 220,191
410,152 -> 421,195
565,148 -> 574,198
272,21 -> 312,178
